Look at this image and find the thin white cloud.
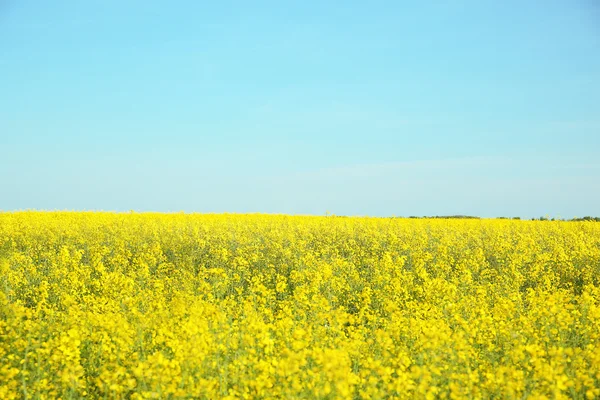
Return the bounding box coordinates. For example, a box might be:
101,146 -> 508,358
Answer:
283,154 -> 600,181
283,156 -> 505,181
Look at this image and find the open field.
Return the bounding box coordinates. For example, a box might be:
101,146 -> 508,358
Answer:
1,212 -> 599,399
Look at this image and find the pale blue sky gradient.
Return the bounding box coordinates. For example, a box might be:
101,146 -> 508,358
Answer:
1,1 -> 599,217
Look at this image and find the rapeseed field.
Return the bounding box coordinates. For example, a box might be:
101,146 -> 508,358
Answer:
0,212 -> 599,399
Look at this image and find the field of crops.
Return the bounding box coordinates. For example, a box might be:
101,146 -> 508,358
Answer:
0,212 -> 599,399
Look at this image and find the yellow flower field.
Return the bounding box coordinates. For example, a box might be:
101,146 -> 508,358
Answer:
0,212 -> 599,399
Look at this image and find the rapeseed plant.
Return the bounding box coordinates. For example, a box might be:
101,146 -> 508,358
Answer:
0,212 -> 598,398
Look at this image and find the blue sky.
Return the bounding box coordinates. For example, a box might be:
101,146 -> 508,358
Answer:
1,1 -> 599,217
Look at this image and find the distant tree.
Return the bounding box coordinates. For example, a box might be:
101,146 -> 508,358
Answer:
571,216 -> 600,222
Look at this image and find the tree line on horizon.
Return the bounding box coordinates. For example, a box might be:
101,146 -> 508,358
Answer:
402,215 -> 600,221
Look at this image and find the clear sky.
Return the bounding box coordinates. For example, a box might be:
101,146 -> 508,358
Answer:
1,1 -> 599,218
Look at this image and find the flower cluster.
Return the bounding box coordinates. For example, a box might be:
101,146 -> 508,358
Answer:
0,212 -> 599,399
